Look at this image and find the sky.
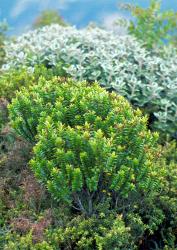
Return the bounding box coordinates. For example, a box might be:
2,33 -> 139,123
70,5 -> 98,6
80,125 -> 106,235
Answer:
0,0 -> 177,35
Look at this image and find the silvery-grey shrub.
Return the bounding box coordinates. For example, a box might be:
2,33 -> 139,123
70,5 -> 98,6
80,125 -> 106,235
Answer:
3,24 -> 177,137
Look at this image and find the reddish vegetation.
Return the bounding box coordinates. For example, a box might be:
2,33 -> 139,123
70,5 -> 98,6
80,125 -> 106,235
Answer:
11,209 -> 52,243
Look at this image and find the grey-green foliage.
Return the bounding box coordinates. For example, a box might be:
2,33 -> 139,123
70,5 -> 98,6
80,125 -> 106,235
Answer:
3,25 -> 177,138
0,20 -> 8,67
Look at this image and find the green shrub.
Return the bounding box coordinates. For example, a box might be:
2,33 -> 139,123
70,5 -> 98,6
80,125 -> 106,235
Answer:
33,10 -> 67,29
0,63 -> 67,101
9,79 -> 162,217
153,141 -> 177,248
9,77 -> 67,142
0,67 -> 34,101
161,140 -> 177,164
4,212 -> 134,250
4,231 -> 53,250
46,213 -> 133,250
7,77 -> 177,248
120,0 -> 177,49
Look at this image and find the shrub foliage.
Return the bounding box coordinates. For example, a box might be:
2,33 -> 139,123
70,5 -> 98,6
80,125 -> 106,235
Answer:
33,10 -> 67,29
10,79 -> 161,216
120,0 -> 177,49
8,78 -> 177,248
0,20 -> 8,68
0,63 -> 67,101
3,25 -> 177,138
1,14 -> 177,249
